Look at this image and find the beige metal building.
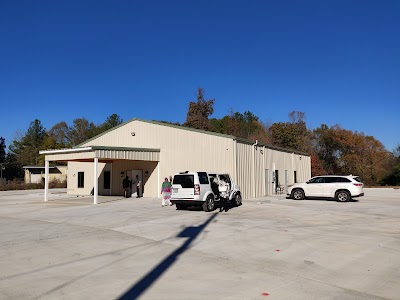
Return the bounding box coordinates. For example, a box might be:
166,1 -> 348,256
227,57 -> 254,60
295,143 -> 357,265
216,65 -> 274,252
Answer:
40,119 -> 311,204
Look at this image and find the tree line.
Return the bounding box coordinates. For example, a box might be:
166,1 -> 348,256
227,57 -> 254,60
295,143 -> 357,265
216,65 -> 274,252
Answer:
1,88 -> 399,186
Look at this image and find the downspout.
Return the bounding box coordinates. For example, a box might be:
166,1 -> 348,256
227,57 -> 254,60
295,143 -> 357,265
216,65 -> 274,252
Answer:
157,160 -> 160,199
110,163 -> 113,196
233,139 -> 237,184
44,160 -> 49,202
263,145 -> 266,195
252,140 -> 258,198
94,157 -> 98,204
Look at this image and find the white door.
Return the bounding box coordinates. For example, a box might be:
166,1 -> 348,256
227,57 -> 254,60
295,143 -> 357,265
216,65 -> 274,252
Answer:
307,177 -> 324,197
127,170 -> 143,197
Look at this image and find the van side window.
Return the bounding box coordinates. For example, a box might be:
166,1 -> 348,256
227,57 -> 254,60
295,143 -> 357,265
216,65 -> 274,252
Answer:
197,172 -> 209,184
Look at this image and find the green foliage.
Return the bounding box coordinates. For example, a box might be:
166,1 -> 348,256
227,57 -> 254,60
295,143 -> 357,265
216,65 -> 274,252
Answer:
269,111 -> 310,152
183,88 -> 215,131
380,165 -> 400,186
67,118 -> 97,146
0,137 -> 5,164
3,152 -> 24,180
99,114 -> 124,132
380,145 -> 400,185
5,114 -> 124,180
8,119 -> 46,166
44,121 -> 70,150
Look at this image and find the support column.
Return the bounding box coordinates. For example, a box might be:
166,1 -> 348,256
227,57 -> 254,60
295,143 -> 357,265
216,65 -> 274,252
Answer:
265,169 -> 269,196
94,157 -> 98,204
110,163 -> 113,196
44,160 -> 49,202
157,161 -> 160,199
272,163 -> 276,195
285,170 -> 288,194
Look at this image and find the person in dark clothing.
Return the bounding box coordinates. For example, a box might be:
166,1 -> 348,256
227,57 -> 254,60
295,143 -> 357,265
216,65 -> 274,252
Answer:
128,178 -> 132,198
123,176 -> 130,198
211,177 -> 220,199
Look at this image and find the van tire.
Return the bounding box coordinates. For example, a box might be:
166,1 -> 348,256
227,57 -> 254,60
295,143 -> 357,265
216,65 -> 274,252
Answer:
203,195 -> 215,212
232,194 -> 242,207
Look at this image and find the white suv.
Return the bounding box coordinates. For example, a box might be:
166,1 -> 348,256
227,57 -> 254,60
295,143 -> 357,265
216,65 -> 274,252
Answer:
287,175 -> 364,202
171,171 -> 242,211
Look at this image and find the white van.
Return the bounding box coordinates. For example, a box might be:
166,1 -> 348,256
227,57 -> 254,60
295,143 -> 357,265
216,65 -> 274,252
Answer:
170,171 -> 242,212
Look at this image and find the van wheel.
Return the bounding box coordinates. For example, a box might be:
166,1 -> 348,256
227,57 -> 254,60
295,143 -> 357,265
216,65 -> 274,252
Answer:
203,195 -> 215,212
336,190 -> 351,202
232,194 -> 242,207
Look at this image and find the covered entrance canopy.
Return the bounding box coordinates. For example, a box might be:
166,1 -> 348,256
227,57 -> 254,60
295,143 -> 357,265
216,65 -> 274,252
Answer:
39,146 -> 160,204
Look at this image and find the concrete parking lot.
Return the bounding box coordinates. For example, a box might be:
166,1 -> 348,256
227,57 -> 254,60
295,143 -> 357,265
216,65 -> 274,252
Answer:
0,188 -> 399,300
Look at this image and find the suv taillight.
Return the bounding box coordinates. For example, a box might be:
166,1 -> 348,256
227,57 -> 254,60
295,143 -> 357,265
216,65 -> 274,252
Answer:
194,184 -> 200,195
353,183 -> 362,187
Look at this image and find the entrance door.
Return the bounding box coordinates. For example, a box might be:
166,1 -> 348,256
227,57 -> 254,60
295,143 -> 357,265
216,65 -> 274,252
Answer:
275,170 -> 279,192
127,170 -> 143,197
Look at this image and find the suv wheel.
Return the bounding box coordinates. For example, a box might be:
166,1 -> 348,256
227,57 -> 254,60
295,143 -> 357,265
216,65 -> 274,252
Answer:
292,189 -> 305,200
203,195 -> 215,212
336,190 -> 351,202
232,194 -> 242,207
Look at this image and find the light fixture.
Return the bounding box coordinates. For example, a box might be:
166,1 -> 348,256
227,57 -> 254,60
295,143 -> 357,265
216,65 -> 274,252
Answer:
131,132 -> 136,136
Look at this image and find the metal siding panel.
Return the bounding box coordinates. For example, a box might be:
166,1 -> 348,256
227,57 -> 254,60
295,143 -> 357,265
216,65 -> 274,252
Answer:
67,162 -> 92,195
236,142 -> 253,200
236,142 -> 311,199
94,149 -> 159,161
46,152 -> 95,161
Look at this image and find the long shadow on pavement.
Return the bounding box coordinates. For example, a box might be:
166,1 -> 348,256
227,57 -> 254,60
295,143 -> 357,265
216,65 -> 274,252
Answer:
117,212 -> 218,300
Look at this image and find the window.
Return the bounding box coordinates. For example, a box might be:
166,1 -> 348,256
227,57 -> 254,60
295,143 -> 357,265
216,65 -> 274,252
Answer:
78,172 -> 84,188
294,171 -> 297,183
104,171 -> 110,189
336,177 -> 351,183
324,177 -> 336,183
198,172 -> 209,184
173,175 -> 194,188
308,177 -> 324,184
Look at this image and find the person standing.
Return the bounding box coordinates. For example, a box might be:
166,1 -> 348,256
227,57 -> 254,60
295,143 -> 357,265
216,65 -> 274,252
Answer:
161,177 -> 172,206
128,178 -> 132,198
136,175 -> 142,198
123,176 -> 130,198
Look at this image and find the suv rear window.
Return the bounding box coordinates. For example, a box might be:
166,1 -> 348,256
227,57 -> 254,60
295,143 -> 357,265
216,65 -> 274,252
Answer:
197,172 -> 209,184
173,175 -> 194,188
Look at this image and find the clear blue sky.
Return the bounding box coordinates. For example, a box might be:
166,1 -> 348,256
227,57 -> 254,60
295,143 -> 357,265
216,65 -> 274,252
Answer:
1,0 -> 399,151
